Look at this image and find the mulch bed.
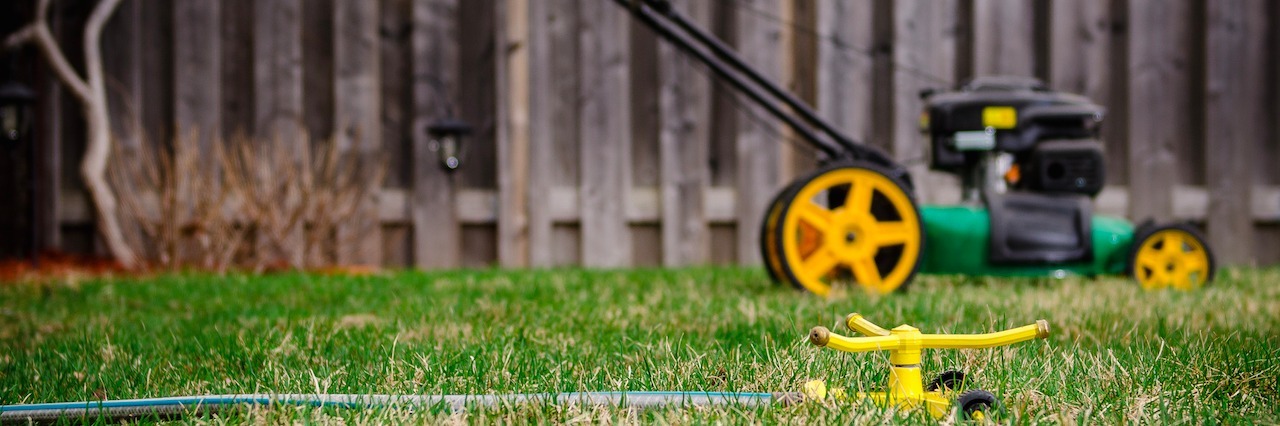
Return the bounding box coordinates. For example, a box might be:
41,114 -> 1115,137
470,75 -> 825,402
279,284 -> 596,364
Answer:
0,251 -> 128,284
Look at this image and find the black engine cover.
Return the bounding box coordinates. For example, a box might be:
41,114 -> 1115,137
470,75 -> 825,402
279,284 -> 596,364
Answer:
1021,139 -> 1106,196
922,76 -> 1105,174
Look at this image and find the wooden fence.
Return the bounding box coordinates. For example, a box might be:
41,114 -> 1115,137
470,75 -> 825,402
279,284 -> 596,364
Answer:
6,0 -> 1280,268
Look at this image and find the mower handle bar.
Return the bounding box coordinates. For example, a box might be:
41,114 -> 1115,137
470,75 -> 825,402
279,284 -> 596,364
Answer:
809,313 -> 1050,353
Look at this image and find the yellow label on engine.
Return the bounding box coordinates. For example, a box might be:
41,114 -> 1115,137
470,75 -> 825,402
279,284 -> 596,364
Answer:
982,106 -> 1018,129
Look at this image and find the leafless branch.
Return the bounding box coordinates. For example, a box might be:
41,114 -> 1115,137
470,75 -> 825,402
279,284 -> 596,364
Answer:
5,0 -> 136,268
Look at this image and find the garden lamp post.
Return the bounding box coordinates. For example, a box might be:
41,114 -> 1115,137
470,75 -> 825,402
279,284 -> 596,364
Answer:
0,75 -> 38,265
0,78 -> 35,145
426,118 -> 472,171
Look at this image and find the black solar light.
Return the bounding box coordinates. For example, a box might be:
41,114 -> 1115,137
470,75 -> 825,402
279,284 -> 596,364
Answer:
426,118 -> 473,171
0,78 -> 36,145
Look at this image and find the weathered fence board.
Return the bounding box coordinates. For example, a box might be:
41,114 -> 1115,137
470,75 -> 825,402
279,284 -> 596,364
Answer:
631,17 -> 661,191
893,0 -> 959,204
252,0 -> 304,266
973,0 -> 1035,76
411,0 -> 461,268
252,0 -> 303,145
1262,2 -> 1280,189
658,0 -> 712,267
380,0 -> 415,266
139,0 -> 172,150
334,0 -> 382,265
1049,0 -> 1123,184
39,62 -> 63,253
631,15 -> 663,266
173,0 -> 221,155
303,0 -> 334,144
781,0 -> 818,180
817,0 -> 874,146
1205,0 -> 1267,265
497,0 -> 529,267
708,0 -> 737,190
457,1 -> 499,192
869,1 -> 895,154
1126,0 -> 1191,223
58,4 -> 93,255
520,0 -> 549,267
1271,2 -> 1280,189
578,0 -> 632,267
734,0 -> 783,265
102,0 -> 141,152
220,0 -> 253,139
551,0 -> 586,267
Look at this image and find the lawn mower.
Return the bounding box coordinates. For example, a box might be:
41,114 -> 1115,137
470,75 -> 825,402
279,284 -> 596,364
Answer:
615,0 -> 1215,296
803,313 -> 1050,420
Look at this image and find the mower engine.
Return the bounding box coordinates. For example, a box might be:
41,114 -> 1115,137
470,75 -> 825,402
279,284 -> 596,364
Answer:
921,77 -> 1107,264
923,76 -> 1105,199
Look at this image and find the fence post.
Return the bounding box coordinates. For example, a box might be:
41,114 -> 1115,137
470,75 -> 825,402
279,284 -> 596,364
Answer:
1204,0 -> 1264,265
892,0 -> 958,204
658,0 -> 712,267
411,0 -> 461,269
1049,0 -> 1124,184
497,0 -> 531,267
334,0 -> 382,266
1126,0 -> 1193,223
173,0 -> 221,157
522,0 -> 558,266
734,0 -> 783,265
972,0 -> 1035,76
578,0 -> 632,268
817,0 -> 875,150
253,0 -> 305,267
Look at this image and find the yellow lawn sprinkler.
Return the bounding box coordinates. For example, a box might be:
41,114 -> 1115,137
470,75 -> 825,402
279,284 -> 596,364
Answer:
804,313 -> 1050,420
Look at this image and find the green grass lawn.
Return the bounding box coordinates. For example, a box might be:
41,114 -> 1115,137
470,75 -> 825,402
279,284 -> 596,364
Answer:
2,268 -> 1278,424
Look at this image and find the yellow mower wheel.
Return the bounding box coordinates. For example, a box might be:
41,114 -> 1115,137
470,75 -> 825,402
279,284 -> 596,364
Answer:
773,163 -> 923,296
760,182 -> 802,285
1127,223 -> 1215,290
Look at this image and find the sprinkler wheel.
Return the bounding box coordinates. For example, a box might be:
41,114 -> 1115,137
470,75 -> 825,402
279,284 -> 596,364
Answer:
927,370 -> 967,392
956,389 -> 999,421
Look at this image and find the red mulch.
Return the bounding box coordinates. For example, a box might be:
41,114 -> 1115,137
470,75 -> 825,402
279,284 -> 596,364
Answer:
0,251 -> 131,284
0,252 -> 383,284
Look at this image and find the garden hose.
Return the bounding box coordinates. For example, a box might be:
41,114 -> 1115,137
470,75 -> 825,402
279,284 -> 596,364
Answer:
1,391 -> 799,423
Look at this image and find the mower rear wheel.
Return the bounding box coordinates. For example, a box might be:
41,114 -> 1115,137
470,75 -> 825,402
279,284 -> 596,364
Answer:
760,181 -> 802,286
1127,223 -> 1215,290
772,162 -> 923,296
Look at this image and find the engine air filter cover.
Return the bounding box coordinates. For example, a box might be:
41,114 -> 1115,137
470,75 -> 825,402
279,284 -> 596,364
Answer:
1023,139 -> 1106,196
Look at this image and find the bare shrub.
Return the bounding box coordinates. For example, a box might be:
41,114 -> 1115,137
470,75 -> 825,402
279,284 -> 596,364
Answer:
111,131 -> 385,272
110,130 -> 244,272
221,132 -> 385,271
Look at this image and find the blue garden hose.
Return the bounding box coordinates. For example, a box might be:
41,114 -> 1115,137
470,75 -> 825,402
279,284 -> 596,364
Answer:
1,391 -> 798,423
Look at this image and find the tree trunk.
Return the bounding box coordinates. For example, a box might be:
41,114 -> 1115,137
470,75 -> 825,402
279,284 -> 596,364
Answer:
4,0 -> 138,268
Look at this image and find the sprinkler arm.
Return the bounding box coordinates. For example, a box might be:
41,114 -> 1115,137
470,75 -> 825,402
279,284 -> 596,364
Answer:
810,314 -> 1050,361
845,313 -> 892,337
